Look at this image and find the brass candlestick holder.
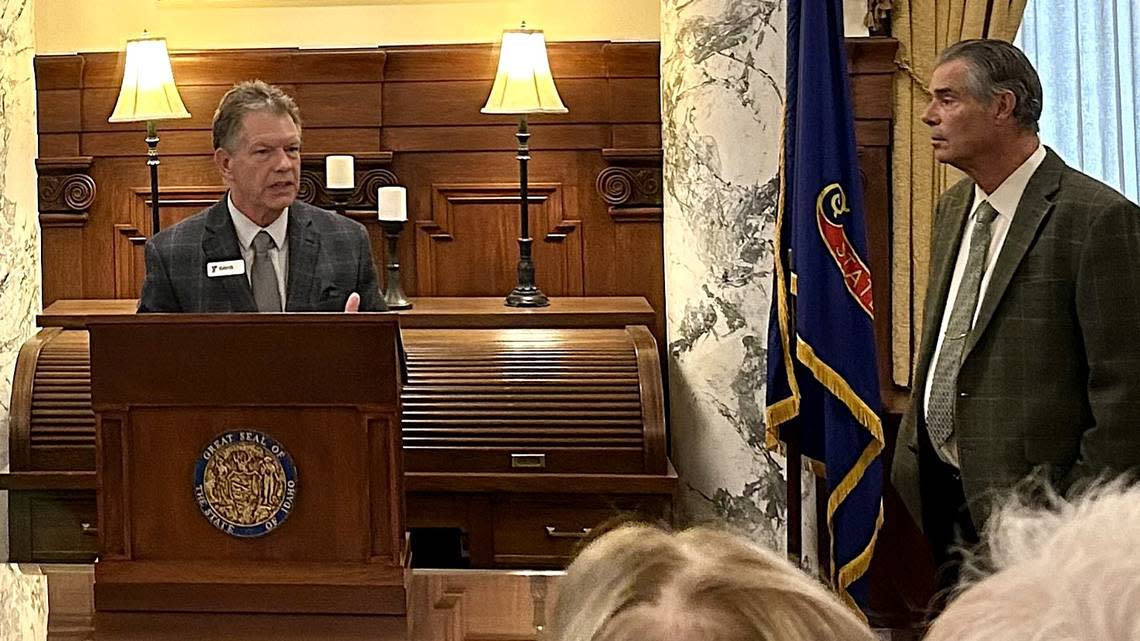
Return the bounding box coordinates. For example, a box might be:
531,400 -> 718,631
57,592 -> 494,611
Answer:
380,220 -> 412,310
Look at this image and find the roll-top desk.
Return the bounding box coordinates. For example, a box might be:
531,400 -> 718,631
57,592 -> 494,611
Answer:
3,297 -> 676,568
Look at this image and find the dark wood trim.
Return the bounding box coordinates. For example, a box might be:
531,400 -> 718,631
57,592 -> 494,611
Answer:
0,471 -> 96,490
406,467 -> 678,494
9,327 -> 59,469
630,325 -> 667,475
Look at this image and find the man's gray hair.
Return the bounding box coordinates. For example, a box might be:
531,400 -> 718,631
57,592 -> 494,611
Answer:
925,477 -> 1140,641
211,80 -> 302,151
936,39 -> 1043,133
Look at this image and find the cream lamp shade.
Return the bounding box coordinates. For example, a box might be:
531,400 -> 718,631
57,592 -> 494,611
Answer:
108,35 -> 191,123
481,28 -> 568,115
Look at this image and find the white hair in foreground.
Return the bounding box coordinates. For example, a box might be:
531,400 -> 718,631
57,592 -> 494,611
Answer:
925,478 -> 1140,641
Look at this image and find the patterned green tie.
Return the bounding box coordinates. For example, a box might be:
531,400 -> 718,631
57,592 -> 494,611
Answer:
927,201 -> 999,447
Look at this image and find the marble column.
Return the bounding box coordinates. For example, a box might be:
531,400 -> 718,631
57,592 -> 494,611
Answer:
662,0 -> 812,553
0,0 -> 42,562
0,565 -> 48,641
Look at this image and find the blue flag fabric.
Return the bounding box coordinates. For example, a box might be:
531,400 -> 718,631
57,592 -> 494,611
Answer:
765,0 -> 885,615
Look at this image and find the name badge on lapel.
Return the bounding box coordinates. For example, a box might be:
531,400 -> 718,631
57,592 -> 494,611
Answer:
206,259 -> 245,278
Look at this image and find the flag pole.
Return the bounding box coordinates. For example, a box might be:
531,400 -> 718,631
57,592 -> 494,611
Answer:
785,246 -> 803,567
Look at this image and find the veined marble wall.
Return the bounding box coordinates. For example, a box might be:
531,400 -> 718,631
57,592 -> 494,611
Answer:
662,0 -> 816,556
0,0 -> 42,562
0,565 -> 48,641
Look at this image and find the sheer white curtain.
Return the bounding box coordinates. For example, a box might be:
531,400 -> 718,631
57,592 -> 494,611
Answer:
1016,0 -> 1140,203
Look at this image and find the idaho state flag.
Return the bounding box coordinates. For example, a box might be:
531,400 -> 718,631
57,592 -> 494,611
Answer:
765,0 -> 884,615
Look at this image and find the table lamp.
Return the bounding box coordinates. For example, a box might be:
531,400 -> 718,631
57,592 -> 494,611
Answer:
108,33 -> 191,236
481,24 -> 568,307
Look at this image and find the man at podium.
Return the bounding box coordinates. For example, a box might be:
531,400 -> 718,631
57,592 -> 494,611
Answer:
137,80 -> 385,313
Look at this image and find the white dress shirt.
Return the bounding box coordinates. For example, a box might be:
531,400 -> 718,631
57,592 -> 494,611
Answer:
228,196 -> 289,307
923,143 -> 1047,467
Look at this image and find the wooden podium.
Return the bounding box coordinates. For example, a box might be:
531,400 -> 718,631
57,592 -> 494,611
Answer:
87,314 -> 407,616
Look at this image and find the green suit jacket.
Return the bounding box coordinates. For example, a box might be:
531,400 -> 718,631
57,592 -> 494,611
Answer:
892,148 -> 1140,531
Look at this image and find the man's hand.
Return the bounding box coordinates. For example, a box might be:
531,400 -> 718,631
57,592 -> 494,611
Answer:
344,292 -> 361,313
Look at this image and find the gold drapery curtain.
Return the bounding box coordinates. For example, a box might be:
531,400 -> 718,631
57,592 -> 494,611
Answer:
890,0 -> 1028,385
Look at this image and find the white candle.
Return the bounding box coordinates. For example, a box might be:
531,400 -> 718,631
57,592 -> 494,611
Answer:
378,186 -> 407,221
325,155 -> 354,189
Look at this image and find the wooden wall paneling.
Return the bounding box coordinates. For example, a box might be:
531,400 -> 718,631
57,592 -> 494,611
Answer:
38,89 -> 82,133
416,183 -> 575,297
849,73 -> 894,120
292,83 -> 384,127
111,223 -> 146,301
79,50 -> 388,89
382,42 -> 607,83
83,84 -> 380,133
381,123 -> 610,153
603,42 -> 660,78
41,229 -> 86,304
857,145 -> 893,398
610,124 -> 662,149
81,130 -> 215,158
39,134 -> 81,157
82,85 -> 249,133
607,78 -> 660,124
383,78 -> 609,127
34,55 -> 84,90
116,186 -> 227,299
38,158 -> 95,306
80,160 -> 145,301
596,42 -> 664,345
846,37 -> 899,402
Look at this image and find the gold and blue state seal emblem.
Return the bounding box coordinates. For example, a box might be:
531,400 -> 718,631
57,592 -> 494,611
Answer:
193,430 -> 298,538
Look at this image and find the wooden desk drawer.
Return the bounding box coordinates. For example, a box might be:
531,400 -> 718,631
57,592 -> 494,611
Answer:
10,491 -> 98,563
491,497 -> 659,567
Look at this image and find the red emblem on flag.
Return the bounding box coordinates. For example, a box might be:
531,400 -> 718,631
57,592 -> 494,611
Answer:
815,183 -> 874,317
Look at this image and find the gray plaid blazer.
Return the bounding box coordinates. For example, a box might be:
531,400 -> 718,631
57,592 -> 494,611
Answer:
892,148 -> 1140,530
137,198 -> 385,313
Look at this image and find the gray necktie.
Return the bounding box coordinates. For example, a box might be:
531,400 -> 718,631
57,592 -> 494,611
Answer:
927,201 -> 999,447
251,230 -> 282,312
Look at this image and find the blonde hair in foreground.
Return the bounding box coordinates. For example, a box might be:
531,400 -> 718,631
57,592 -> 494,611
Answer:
547,524 -> 877,641
925,478 -> 1140,641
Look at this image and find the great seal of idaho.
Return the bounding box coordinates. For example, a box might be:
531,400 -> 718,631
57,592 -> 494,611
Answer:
192,430 -> 298,538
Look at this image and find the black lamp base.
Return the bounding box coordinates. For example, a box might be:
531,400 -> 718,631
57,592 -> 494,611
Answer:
504,115 -> 550,309
505,285 -> 549,308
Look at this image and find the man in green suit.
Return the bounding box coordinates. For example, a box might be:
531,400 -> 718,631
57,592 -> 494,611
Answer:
891,39 -> 1140,590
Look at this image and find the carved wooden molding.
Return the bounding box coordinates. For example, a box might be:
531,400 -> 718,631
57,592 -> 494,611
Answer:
417,575 -> 467,641
113,224 -> 147,300
597,148 -> 662,222
116,186 -> 226,298
299,152 -> 399,221
36,157 -> 96,227
415,183 -> 583,296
